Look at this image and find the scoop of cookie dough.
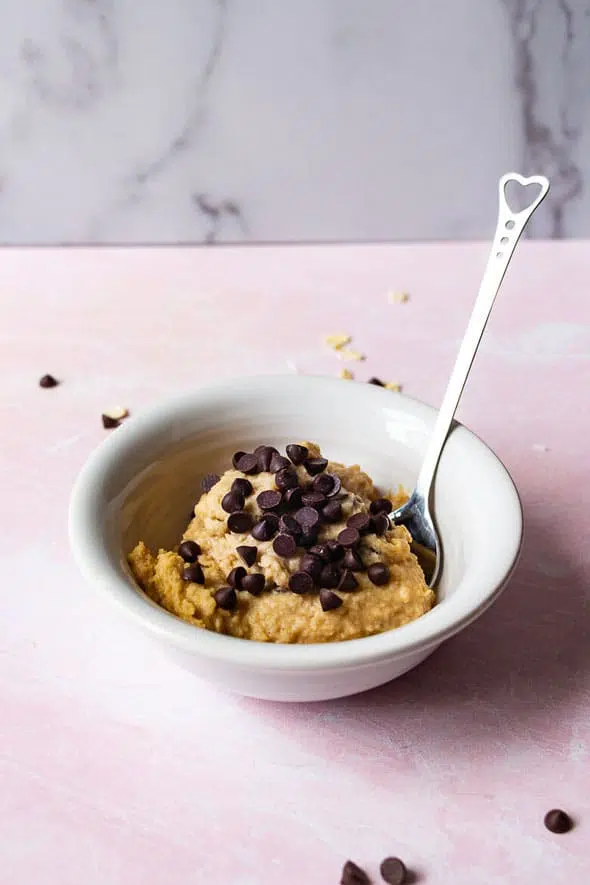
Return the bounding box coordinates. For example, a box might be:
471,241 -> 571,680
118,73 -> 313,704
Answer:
128,442 -> 435,643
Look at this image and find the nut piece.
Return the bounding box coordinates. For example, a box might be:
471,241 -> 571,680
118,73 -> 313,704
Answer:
339,368 -> 354,380
324,332 -> 352,350
387,290 -> 409,303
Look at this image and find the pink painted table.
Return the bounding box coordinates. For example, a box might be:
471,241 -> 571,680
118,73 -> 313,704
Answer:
1,244 -> 589,884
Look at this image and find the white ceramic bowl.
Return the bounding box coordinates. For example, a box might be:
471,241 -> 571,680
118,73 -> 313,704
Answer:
69,375 -> 522,702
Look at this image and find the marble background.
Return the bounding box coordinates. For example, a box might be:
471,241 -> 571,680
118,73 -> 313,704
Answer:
0,0 -> 588,245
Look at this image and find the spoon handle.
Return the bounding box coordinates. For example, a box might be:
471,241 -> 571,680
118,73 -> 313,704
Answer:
415,172 -> 550,502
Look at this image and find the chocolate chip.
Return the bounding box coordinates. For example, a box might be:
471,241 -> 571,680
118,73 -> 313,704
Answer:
251,515 -> 278,541
347,512 -> 371,533
310,543 -> 331,562
232,451 -> 246,468
320,563 -> 341,589
178,540 -> 201,562
201,473 -> 220,493
227,566 -> 246,589
371,513 -> 390,536
544,809 -> 573,834
242,573 -> 265,595
236,453 -> 260,475
368,377 -> 385,387
320,588 -> 343,611
326,540 -> 345,561
183,563 -> 205,584
289,571 -> 315,594
301,491 -> 326,508
232,477 -> 253,497
312,472 -> 341,497
255,445 -> 279,471
299,528 -> 319,548
270,452 -> 291,472
338,527 -> 360,547
236,545 -> 257,567
257,490 -> 282,511
380,856 -> 407,885
102,414 -> 120,429
279,513 -> 301,536
286,443 -> 309,465
338,569 -> 358,591
283,486 -> 303,510
343,548 -> 364,571
214,586 -> 237,610
370,497 -> 393,515
341,860 -> 371,885
305,457 -> 328,476
276,467 -> 298,491
322,500 -> 343,523
367,562 -> 390,585
222,490 -> 245,513
39,373 -> 59,388
300,553 -> 323,580
295,506 -> 320,530
273,534 -> 297,558
227,511 -> 254,534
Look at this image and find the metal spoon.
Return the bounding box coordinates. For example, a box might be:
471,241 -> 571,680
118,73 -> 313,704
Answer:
392,172 -> 550,587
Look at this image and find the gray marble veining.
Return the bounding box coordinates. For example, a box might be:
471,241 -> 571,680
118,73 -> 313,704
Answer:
0,0 -> 588,244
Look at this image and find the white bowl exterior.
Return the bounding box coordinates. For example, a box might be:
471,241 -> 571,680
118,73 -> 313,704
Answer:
69,375 -> 523,701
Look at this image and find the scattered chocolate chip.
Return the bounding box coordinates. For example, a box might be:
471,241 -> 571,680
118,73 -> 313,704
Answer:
286,443 -> 309,465
338,527 -> 361,547
310,543 -> 331,562
338,569 -> 359,591
299,528 -> 319,548
322,500 -> 343,523
255,445 -> 279,471
341,860 -> 371,885
368,377 -> 385,387
201,473 -> 220,493
39,373 -> 59,388
370,497 -> 393,515
241,573 -> 265,595
227,566 -> 246,589
305,457 -> 328,476
367,562 -> 390,585
273,534 -> 297,558
276,467 -> 299,491
270,452 -> 291,472
326,540 -> 345,561
320,588 -> 343,611
380,856 -> 407,885
347,512 -> 372,533
320,563 -> 341,588
300,552 -> 323,580
251,515 -> 279,541
183,563 -> 205,584
301,491 -> 327,508
232,451 -> 246,468
102,414 -> 120,429
313,472 -> 342,497
236,545 -> 257,567
222,490 -> 245,513
214,586 -> 237,610
295,506 -> 320,530
289,571 -> 315,594
371,513 -> 390,536
232,477 -> 253,497
257,489 -> 283,511
236,453 -> 260,475
283,486 -> 303,510
178,540 -> 201,562
279,513 -> 301,536
544,809 -> 573,834
227,511 -> 254,534
343,549 -> 363,571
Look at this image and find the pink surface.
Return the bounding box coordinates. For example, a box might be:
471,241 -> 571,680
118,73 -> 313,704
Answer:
1,243 -> 589,884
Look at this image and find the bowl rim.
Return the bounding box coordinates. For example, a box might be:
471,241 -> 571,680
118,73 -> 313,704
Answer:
69,374 -> 524,671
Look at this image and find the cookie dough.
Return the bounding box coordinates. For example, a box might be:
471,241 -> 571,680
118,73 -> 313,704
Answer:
128,443 -> 435,644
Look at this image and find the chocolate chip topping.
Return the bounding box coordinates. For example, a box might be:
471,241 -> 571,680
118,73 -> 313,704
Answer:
320,563 -> 341,589
367,562 -> 390,585
320,588 -> 343,611
283,486 -> 303,510
295,506 -> 320,530
286,443 -> 309,465
305,457 -> 328,476
222,490 -> 245,513
251,515 -> 278,541
275,467 -> 299,491
310,543 -> 331,562
255,445 -> 279,471
273,534 -> 297,558
39,373 -> 59,388
337,527 -> 361,547
227,511 -> 254,534
301,490 -> 326,508
380,856 -> 407,885
371,513 -> 390,536
232,451 -> 246,469
236,453 -> 260,475
214,586 -> 237,610
178,540 -> 201,562
322,500 -> 343,523
343,548 -> 364,571
182,563 -> 204,584
338,569 -> 359,591
368,377 -> 385,386
257,489 -> 282,511
326,540 -> 345,560
227,566 -> 246,589
341,860 -> 371,885
279,513 -> 301,536
102,414 -> 120,429
312,472 -> 341,497
270,452 -> 291,472
236,545 -> 257,567
241,573 -> 265,595
299,528 -> 319,548
370,497 -> 393,515
544,809 -> 573,834
201,473 -> 220,493
347,512 -> 372,533
232,477 -> 253,497
289,571 -> 315,594
300,552 -> 323,580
